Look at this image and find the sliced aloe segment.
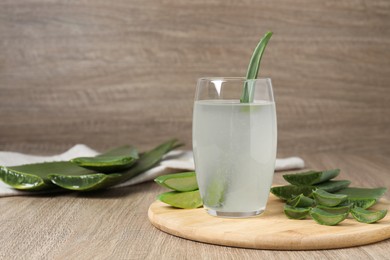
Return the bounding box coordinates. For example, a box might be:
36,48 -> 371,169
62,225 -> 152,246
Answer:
335,187 -> 387,209
287,194 -> 315,207
317,203 -> 352,214
350,207 -> 387,224
71,145 -> 139,173
310,207 -> 348,226
154,172 -> 198,192
284,204 -> 310,219
50,173 -> 124,191
270,185 -> 314,200
49,139 -> 182,191
0,162 -> 94,191
283,169 -> 340,186
335,187 -> 387,200
314,180 -> 351,193
313,189 -> 347,207
157,190 -> 202,209
350,199 -> 377,209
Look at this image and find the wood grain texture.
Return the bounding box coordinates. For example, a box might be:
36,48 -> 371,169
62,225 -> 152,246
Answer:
0,0 -> 389,155
0,153 -> 389,259
148,196 -> 390,250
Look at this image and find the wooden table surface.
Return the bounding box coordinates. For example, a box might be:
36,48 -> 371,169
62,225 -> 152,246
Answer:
0,152 -> 389,259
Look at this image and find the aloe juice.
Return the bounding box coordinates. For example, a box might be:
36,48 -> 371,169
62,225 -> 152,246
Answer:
193,100 -> 277,216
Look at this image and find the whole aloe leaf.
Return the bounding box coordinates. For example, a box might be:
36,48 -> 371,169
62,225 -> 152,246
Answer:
49,139 -> 183,191
71,145 -> 139,173
240,31 -> 273,103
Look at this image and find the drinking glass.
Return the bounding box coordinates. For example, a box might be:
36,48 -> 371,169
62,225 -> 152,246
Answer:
192,77 -> 277,218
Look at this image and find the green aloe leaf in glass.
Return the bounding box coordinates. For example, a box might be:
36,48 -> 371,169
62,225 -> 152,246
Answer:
49,139 -> 182,191
240,31 -> 273,103
71,145 -> 139,173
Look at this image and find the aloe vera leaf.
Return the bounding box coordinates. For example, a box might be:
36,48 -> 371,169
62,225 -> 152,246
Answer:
310,207 -> 348,226
283,169 -> 340,186
240,31 -> 273,103
203,175 -> 226,208
317,204 -> 353,214
287,194 -> 315,207
349,199 -> 377,209
49,139 -> 182,191
0,162 -> 94,191
270,185 -> 314,201
284,204 -> 310,219
154,172 -> 198,192
71,145 -> 139,173
334,187 -> 387,209
157,190 -> 203,209
312,189 -> 348,207
334,187 -> 387,200
271,180 -> 351,201
350,207 -> 388,224
314,180 -> 351,193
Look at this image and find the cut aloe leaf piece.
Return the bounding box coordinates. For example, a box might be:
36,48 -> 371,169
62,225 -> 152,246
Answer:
310,207 -> 348,226
154,172 -> 198,192
284,204 -> 310,219
287,194 -> 315,208
312,189 -> 348,207
335,187 -> 387,200
314,180 -> 351,193
335,187 -> 387,209
157,190 -> 202,209
350,199 -> 377,209
0,162 -> 94,191
350,207 -> 387,224
271,181 -> 351,201
283,169 -> 340,186
71,145 -> 139,173
317,203 -> 353,214
271,185 -> 314,201
49,173 -> 124,191
49,139 -> 182,191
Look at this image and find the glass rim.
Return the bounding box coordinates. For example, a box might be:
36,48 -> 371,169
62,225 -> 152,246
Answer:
198,77 -> 271,82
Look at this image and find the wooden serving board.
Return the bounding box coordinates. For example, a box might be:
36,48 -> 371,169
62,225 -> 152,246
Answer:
148,194 -> 390,250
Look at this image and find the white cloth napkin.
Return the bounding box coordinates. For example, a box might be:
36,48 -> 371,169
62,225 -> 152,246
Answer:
0,145 -> 304,197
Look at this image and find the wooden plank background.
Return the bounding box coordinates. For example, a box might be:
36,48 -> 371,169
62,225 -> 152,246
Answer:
0,0 -> 389,155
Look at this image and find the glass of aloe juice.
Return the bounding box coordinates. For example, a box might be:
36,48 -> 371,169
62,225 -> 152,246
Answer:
193,77 -> 277,218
